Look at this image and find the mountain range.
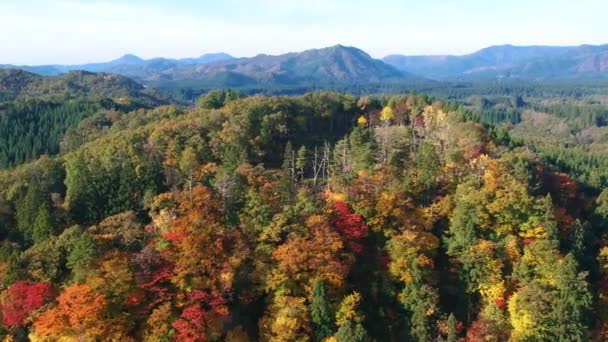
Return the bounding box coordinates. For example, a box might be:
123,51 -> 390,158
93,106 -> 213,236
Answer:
1,44 -> 608,90
384,44 -> 608,80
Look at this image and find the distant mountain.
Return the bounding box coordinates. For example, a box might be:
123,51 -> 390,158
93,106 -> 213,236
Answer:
147,45 -> 411,87
7,44 -> 608,86
384,44 -> 608,80
2,46 -> 413,89
0,52 -> 235,77
0,69 -> 165,105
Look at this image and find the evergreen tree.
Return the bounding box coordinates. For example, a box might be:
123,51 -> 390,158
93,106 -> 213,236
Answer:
335,320 -> 370,342
310,279 -> 334,341
446,313 -> 458,342
32,205 -> 55,244
67,230 -> 98,283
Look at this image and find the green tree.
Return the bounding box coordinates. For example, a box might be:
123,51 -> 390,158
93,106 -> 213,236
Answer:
446,313 -> 458,342
67,230 -> 98,283
32,205 -> 55,244
310,279 -> 334,341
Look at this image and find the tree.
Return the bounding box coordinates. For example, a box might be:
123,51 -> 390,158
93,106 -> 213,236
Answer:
259,295 -> 311,342
296,146 -> 308,181
179,146 -> 199,197
16,185 -> 50,244
0,280 -> 54,328
279,142 -> 296,202
33,284 -> 109,340
446,313 -> 458,342
379,106 -> 394,123
310,279 -> 334,341
67,230 -> 98,283
334,292 -> 369,342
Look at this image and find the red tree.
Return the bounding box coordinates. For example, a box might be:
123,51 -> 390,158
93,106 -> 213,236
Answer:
334,201 -> 369,253
172,290 -> 229,342
1,280 -> 54,328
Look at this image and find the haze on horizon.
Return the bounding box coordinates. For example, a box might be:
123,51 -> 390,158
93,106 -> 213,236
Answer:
1,0 -> 606,65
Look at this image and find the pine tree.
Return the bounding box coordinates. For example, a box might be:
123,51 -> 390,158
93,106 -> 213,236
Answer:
310,279 -> 334,341
32,205 -> 55,244
67,231 -> 98,283
335,320 -> 370,342
446,313 -> 458,342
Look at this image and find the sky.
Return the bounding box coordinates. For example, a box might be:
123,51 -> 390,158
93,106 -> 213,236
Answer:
0,0 -> 606,65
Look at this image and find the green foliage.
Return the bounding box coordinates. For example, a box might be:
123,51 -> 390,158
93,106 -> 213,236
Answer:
197,89 -> 242,109
310,279 -> 334,341
335,320 -> 370,342
0,90 -> 606,341
67,230 -> 98,283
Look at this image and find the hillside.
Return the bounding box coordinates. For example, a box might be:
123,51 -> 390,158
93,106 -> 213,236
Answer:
0,92 -> 606,340
0,69 -> 167,167
0,69 -> 165,104
384,44 -> 608,80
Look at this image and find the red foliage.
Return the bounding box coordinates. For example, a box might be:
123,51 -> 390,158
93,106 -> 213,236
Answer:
554,207 -> 574,229
334,202 -> 369,254
125,289 -> 146,307
1,280 -> 54,328
348,241 -> 364,254
162,230 -> 187,243
468,144 -> 486,160
494,298 -> 506,309
378,254 -> 391,270
172,290 -> 229,342
134,247 -> 174,310
334,202 -> 369,239
466,319 -> 489,342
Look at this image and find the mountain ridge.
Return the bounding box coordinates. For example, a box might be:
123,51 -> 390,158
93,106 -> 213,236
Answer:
3,44 -> 608,87
383,44 -> 608,80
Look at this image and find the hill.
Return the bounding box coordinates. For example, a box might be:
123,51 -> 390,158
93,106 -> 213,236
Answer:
0,69 -> 167,167
0,69 -> 165,104
0,91 -> 606,341
384,44 -> 608,80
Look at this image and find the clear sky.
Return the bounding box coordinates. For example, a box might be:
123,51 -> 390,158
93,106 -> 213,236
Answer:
1,0 -> 606,65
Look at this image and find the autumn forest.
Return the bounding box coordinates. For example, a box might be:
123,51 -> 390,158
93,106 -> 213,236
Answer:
0,75 -> 606,342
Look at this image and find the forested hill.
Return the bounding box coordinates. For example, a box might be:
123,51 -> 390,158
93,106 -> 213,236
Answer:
0,91 -> 607,341
0,69 -> 167,168
0,69 -> 164,104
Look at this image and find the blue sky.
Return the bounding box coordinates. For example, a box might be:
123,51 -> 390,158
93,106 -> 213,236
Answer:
0,0 -> 606,64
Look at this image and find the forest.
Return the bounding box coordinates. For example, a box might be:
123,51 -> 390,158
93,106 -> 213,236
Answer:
0,88 -> 607,342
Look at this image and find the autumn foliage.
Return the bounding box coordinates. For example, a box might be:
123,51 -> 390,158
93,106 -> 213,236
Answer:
0,280 -> 54,328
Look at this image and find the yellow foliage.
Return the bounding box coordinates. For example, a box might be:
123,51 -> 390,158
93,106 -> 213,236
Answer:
379,106 -> 394,122
520,226 -> 548,240
357,115 -> 367,126
143,303 -> 174,342
598,246 -> 608,271
336,292 -> 364,326
508,292 -> 536,340
259,295 -> 310,342
324,189 -> 346,203
505,234 -> 522,263
28,334 -> 75,342
479,282 -> 506,302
